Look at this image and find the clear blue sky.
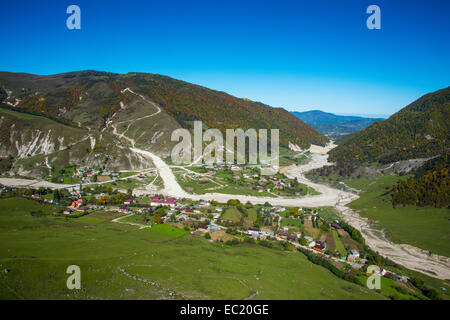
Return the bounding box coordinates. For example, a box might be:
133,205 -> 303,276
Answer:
0,0 -> 449,116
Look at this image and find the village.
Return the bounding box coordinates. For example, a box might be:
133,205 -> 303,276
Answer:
173,162 -> 317,197
0,174 -> 405,285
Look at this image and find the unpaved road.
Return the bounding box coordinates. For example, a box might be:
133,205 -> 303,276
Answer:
2,140 -> 449,279
2,91 -> 449,280
131,142 -> 450,280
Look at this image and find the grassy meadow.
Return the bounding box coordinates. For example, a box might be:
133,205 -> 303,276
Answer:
0,197 -> 385,300
344,175 -> 450,257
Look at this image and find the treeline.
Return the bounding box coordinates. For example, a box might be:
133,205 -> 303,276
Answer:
339,220 -> 365,245
297,247 -> 362,285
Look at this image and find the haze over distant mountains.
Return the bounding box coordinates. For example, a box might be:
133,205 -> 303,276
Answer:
291,110 -> 384,137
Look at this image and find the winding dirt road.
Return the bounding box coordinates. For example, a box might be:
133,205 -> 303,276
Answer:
131,142 -> 450,280
2,89 -> 448,280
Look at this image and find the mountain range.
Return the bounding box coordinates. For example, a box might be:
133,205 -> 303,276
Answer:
0,71 -> 326,176
291,110 -> 384,137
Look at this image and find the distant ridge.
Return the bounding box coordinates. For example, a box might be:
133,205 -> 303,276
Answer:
291,110 -> 383,137
329,87 -> 450,164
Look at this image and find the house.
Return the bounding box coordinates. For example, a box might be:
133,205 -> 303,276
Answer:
347,249 -> 360,262
119,206 -> 132,214
308,241 -> 316,248
198,202 -> 211,208
366,266 -> 387,277
70,199 -> 84,208
209,224 -> 220,232
331,223 -> 343,230
303,236 -> 313,242
76,206 -> 89,213
198,225 -> 209,232
248,232 -> 263,240
63,208 -> 73,215
313,241 -> 327,252
230,166 -> 242,171
124,199 -> 134,205
260,228 -> 274,238
182,208 -> 195,214
277,232 -> 297,241
151,198 -> 177,208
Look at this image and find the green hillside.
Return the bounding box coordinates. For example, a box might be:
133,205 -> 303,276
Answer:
329,87 -> 449,164
0,71 -> 327,150
0,108 -> 153,176
0,198 -> 383,300
390,151 -> 449,208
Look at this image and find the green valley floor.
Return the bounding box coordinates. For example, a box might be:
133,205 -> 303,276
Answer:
0,198 -> 384,300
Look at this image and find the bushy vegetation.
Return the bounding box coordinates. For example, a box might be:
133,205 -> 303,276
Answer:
390,152 -> 449,208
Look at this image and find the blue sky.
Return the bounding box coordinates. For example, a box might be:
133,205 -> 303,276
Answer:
0,0 -> 449,116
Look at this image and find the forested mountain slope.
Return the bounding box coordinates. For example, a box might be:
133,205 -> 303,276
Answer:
329,87 -> 449,164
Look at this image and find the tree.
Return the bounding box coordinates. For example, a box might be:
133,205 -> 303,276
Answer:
285,244 -> 295,251
299,237 -> 308,246
227,199 -> 240,206
96,195 -> 109,205
205,232 -> 211,239
154,214 -> 162,224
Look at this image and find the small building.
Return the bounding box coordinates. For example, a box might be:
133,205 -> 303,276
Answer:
331,223 -> 343,230
260,228 -> 274,238
347,249 -> 360,262
313,241 -> 327,252
308,241 -> 316,248
151,199 -> 177,208
119,206 -> 132,214
76,206 -> 89,213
